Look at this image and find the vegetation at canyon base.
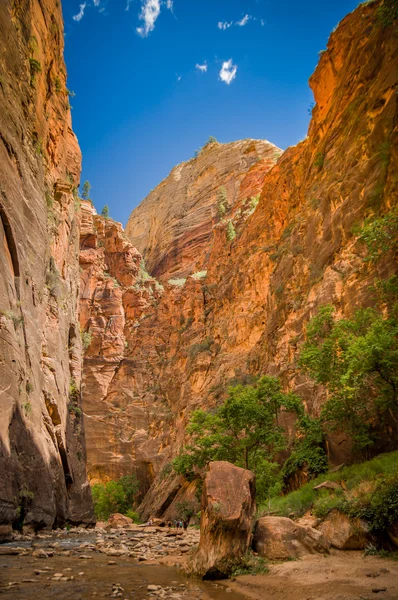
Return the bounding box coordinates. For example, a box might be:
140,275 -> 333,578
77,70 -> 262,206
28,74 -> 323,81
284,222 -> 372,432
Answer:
173,288 -> 398,505
91,475 -> 140,521
267,451 -> 398,542
172,376 -> 328,503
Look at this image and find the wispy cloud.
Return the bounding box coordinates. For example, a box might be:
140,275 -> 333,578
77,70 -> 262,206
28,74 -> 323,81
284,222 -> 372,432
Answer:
219,59 -> 237,85
218,14 -> 265,30
136,0 -> 161,36
236,14 -> 250,26
73,2 -> 87,21
196,62 -> 208,73
126,0 -> 133,10
166,0 -> 173,10
218,20 -> 232,30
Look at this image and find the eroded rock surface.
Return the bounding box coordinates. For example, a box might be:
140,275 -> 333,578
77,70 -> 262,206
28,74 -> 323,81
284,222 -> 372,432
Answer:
79,0 -> 397,515
187,462 -> 255,579
126,139 -> 281,281
0,0 -> 93,527
317,509 -> 369,550
253,516 -> 330,560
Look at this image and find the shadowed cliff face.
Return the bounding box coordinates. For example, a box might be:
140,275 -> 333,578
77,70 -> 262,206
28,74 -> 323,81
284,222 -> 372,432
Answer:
126,139 -> 282,282
0,0 -> 94,528
79,0 -> 397,517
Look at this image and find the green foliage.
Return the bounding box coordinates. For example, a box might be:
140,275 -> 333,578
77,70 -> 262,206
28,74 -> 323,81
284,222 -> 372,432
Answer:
248,194 -> 260,214
176,501 -> 196,520
81,180 -> 91,200
226,220 -> 236,241
217,186 -> 227,217
125,509 -> 141,523
168,278 -> 187,287
299,304 -> 398,454
267,450 -> 398,519
68,405 -> 82,417
54,76 -> 62,92
91,474 -> 139,521
81,330 -> 92,351
69,378 -> 80,404
22,401 -> 32,416
377,0 -> 398,26
101,204 -> 109,218
282,415 -> 328,481
66,88 -> 75,98
357,208 -> 398,262
231,554 -> 269,576
191,270 -> 207,280
29,58 -> 41,86
173,376 -> 302,503
0,309 -> 24,327
188,337 -> 213,359
207,136 -> 218,144
313,151 -> 325,169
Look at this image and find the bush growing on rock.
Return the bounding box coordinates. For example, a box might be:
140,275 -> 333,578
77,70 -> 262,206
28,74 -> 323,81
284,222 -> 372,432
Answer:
91,474 -> 139,521
299,304 -> 398,455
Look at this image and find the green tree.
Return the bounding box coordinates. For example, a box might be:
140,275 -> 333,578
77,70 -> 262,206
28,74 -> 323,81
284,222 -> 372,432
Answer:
81,180 -> 91,200
91,474 -> 139,520
173,376 -> 302,502
207,136 -> 218,144
101,204 -> 109,218
299,304 -> 398,455
226,220 -> 236,241
217,186 -> 227,217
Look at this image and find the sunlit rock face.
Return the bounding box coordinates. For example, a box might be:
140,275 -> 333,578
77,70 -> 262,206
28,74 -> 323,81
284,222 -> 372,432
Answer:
80,0 -> 397,516
126,139 -> 281,282
0,0 -> 94,528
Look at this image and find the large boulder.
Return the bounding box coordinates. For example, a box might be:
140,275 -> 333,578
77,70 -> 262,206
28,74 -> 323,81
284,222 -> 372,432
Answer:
253,516 -> 330,560
317,509 -> 369,549
106,513 -> 133,529
187,461 -> 256,579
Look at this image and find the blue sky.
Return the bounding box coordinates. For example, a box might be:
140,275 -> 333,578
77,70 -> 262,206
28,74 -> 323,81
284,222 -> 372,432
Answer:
63,0 -> 359,226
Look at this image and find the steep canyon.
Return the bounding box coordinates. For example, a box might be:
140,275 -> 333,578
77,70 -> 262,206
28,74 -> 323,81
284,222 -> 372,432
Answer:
80,2 -> 397,519
0,0 -> 397,531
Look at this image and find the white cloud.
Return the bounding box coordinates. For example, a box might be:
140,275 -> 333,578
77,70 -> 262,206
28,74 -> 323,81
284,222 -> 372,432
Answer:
177,75 -> 182,81
236,14 -> 250,26
136,0 -> 161,37
126,0 -> 133,10
218,20 -> 232,30
260,19 -> 266,26
73,2 -> 87,21
166,0 -> 173,10
196,63 -> 207,73
93,0 -> 100,6
219,59 -> 237,85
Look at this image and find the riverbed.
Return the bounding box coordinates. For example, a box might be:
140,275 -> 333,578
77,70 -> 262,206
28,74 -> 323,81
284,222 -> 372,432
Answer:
0,529 -> 246,599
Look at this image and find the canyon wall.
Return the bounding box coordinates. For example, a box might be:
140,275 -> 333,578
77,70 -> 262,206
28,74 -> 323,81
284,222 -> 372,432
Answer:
0,0 -> 94,530
126,139 -> 281,281
80,0 -> 397,519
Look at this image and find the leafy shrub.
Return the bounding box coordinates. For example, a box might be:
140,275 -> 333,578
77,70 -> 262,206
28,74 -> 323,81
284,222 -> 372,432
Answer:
299,304 -> 398,454
191,271 -> 207,280
377,0 -> 398,26
29,58 -> 41,86
313,152 -> 325,169
91,474 -> 139,520
357,208 -> 398,262
168,278 -> 186,287
217,187 -> 227,217
226,220 -> 236,241
188,337 -> 213,358
101,205 -> 109,218
81,330 -> 92,351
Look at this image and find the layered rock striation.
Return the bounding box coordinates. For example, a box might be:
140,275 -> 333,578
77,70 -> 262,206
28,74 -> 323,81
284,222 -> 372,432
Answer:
0,0 -> 93,529
80,0 -> 397,517
126,139 -> 281,281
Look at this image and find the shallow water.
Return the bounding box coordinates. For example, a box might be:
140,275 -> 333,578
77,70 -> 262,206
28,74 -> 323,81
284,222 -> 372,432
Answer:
0,535 -> 246,599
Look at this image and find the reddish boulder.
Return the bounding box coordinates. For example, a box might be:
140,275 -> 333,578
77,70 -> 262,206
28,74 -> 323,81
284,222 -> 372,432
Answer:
106,513 -> 133,529
317,509 -> 369,549
187,461 -> 255,579
253,516 -> 330,559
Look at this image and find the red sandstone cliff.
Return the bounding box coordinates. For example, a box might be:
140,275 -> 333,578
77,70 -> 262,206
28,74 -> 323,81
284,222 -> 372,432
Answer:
0,0 -> 94,530
80,0 -> 397,519
126,139 -> 281,281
